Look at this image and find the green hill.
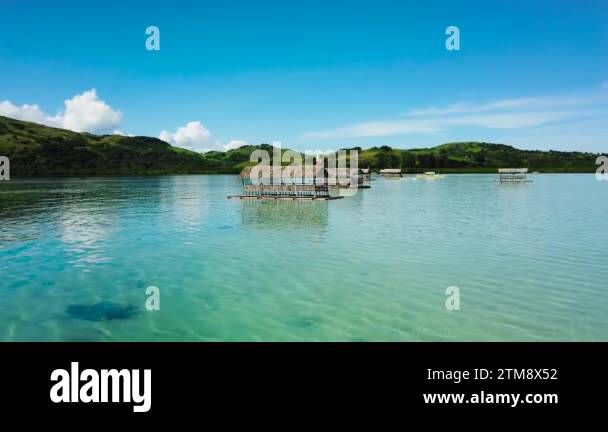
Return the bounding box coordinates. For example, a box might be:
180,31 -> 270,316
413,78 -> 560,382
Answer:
0,116 -> 602,175
355,142 -> 601,173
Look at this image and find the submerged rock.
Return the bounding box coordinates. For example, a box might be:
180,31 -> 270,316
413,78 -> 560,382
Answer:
289,317 -> 320,329
66,302 -> 138,322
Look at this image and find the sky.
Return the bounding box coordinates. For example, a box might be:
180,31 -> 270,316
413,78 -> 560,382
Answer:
0,0 -> 607,152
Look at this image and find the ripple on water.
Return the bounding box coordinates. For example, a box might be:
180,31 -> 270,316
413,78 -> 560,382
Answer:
0,175 -> 607,341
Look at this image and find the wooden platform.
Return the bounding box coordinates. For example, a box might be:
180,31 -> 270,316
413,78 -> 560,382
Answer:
329,184 -> 371,188
227,195 -> 344,201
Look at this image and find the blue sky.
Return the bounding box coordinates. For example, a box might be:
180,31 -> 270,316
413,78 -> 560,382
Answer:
0,0 -> 607,152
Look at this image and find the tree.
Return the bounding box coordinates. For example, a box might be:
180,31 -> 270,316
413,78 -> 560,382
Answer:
400,151 -> 416,169
387,152 -> 399,168
376,152 -> 386,168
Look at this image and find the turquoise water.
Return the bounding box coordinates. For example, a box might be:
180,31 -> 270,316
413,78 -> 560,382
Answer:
0,174 -> 606,341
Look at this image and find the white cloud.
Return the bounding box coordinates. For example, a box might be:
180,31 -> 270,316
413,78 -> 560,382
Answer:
305,111 -> 574,139
112,130 -> 134,137
59,89 -> 122,133
159,130 -> 174,143
405,95 -> 593,117
305,120 -> 440,139
158,132 -> 251,152
0,89 -> 122,134
0,101 -> 48,124
224,140 -> 248,151
304,89 -> 608,139
443,111 -> 572,129
159,121 -> 212,152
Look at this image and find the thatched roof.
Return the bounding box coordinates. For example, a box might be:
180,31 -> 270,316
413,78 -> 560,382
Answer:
240,165 -> 327,179
240,166 -> 253,179
498,168 -> 528,173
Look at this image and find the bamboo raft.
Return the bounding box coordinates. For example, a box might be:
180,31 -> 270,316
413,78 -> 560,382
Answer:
228,195 -> 343,201
497,168 -> 532,183
231,183 -> 341,199
229,166 -> 358,200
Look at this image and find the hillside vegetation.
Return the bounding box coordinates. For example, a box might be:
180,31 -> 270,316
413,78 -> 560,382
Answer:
355,143 -> 600,173
0,116 -> 601,175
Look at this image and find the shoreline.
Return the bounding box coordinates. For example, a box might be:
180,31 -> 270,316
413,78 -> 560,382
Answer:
1,170 -> 597,179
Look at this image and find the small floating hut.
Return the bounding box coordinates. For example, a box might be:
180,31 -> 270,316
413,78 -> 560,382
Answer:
361,168 -> 371,183
497,168 -> 532,183
228,166 -> 343,200
416,171 -> 446,180
379,168 -> 403,178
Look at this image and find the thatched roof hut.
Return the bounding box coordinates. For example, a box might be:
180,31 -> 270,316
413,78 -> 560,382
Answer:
497,168 -> 531,183
230,165 -> 343,200
379,168 -> 402,177
239,165 -> 328,184
498,168 -> 528,173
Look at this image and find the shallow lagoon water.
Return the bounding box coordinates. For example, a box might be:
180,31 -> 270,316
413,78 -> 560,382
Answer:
0,174 -> 606,341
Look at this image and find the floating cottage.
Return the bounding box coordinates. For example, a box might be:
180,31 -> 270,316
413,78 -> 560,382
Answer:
379,168 -> 403,178
497,168 -> 532,183
229,166 -> 343,200
361,168 -> 371,183
416,171 -> 447,180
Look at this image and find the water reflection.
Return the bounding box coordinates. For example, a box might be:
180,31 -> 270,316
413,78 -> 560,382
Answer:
163,176 -> 210,227
58,204 -> 114,267
1,175 -> 607,341
240,200 -> 329,231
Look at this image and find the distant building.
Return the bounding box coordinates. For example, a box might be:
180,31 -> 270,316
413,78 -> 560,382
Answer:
229,166 -> 343,200
361,168 -> 371,183
379,168 -> 402,178
497,168 -> 531,183
416,171 -> 446,180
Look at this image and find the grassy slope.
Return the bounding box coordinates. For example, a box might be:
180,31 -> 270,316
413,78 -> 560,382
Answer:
356,142 -> 600,173
0,116 -> 602,175
0,116 -> 213,175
